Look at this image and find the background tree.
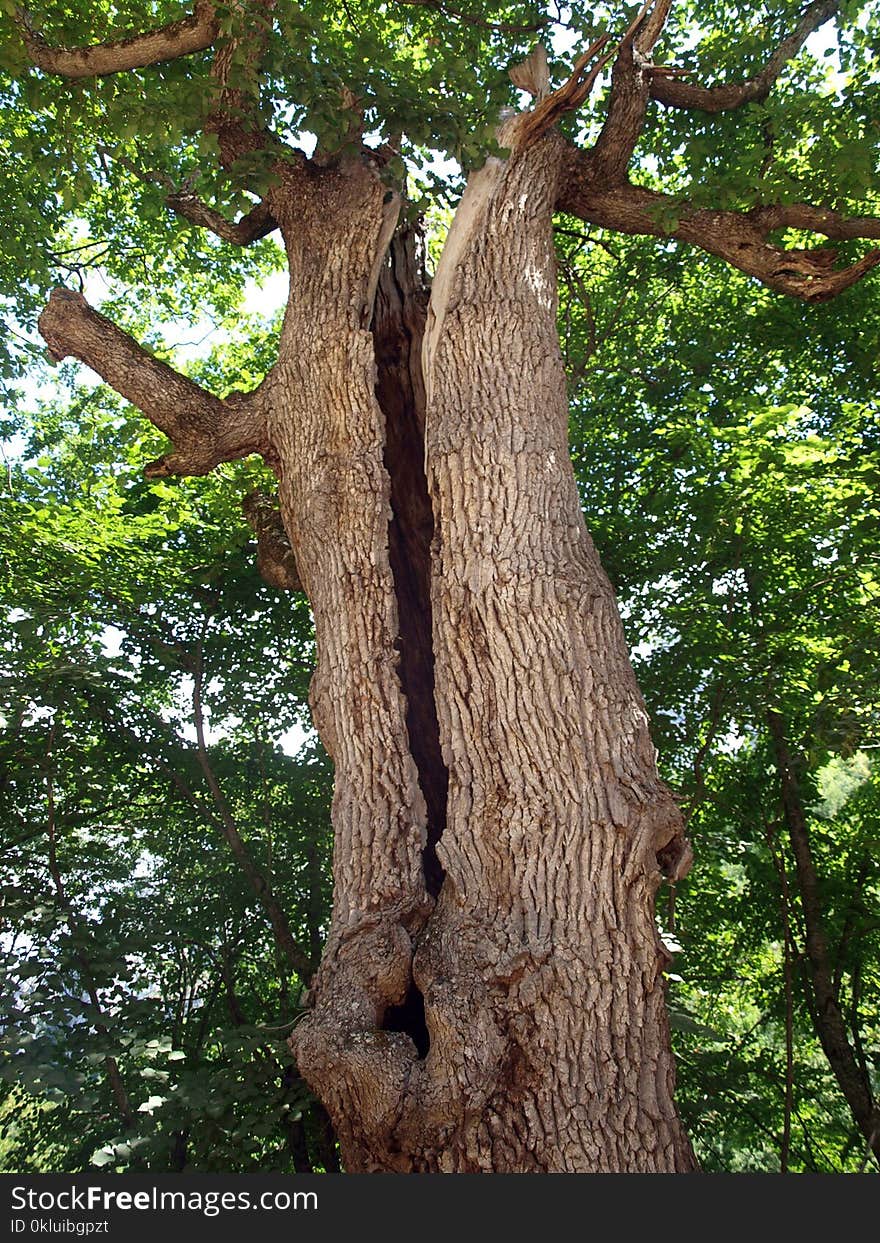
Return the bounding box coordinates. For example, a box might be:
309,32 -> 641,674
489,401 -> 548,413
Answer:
2,0 -> 879,1171
0,390 -> 339,1171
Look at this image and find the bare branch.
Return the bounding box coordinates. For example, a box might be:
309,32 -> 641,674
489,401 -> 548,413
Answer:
511,33 -> 613,150
242,489 -> 303,592
510,1 -> 658,152
557,155 -> 880,302
167,192 -> 278,244
17,0 -> 219,79
749,202 -> 880,241
650,0 -> 839,113
38,288 -> 269,475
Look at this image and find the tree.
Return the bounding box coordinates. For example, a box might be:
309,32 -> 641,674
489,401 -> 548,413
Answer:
3,0 -> 879,1172
0,396 -> 339,1171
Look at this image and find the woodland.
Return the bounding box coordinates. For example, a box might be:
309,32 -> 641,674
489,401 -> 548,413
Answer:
0,0 -> 878,1173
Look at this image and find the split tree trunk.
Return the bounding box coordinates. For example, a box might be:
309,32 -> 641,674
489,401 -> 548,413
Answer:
286,127 -> 695,1172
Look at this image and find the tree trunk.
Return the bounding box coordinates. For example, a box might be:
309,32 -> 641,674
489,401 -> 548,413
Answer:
286,131 -> 696,1172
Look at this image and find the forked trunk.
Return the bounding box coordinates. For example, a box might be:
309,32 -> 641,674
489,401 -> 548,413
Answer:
286,132 -> 695,1171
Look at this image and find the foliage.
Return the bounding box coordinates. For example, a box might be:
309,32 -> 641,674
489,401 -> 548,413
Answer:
1,377 -> 334,1171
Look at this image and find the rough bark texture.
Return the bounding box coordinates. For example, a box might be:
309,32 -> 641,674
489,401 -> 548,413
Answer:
557,166 -> 880,303
18,0 -> 219,79
288,126 -> 695,1172
412,120 -> 695,1171
269,160 -> 434,1165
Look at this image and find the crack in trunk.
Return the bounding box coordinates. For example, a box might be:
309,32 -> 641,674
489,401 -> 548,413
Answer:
371,223 -> 449,902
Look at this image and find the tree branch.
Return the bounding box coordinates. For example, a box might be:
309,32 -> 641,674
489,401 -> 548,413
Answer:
581,0 -> 673,186
582,40 -> 649,186
511,32 -> 613,150
749,202 -> 880,241
765,708 -> 880,1167
166,192 -> 278,244
635,0 -> 672,55
95,145 -> 279,246
206,0 -> 280,167
511,1 -> 661,153
557,159 -> 880,302
17,0 -> 219,79
649,0 -> 839,113
38,288 -> 269,475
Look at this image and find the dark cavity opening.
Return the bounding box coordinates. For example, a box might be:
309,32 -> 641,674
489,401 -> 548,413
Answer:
371,223 -> 448,897
382,980 -> 430,1059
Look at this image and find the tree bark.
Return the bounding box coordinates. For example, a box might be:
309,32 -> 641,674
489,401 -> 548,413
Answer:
410,122 -> 695,1171
270,157 -> 434,1164
285,132 -> 695,1171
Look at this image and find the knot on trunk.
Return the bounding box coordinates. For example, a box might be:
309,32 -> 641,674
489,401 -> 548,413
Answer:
289,914 -> 424,1166
652,797 -> 693,882
242,489 -> 302,592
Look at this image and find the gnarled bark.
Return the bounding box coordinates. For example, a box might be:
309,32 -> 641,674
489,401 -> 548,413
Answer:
269,160 -> 434,1167
409,121 -> 695,1171
289,127 -> 695,1171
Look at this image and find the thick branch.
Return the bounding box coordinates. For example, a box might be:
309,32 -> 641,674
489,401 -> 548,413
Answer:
207,0 -> 279,167
635,0 -> 672,54
38,288 -> 268,475
242,489 -> 302,592
649,0 -> 839,112
17,0 -> 218,79
557,160 -> 880,301
583,1 -> 673,186
584,41 -> 650,186
749,202 -> 880,241
167,192 -> 278,244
